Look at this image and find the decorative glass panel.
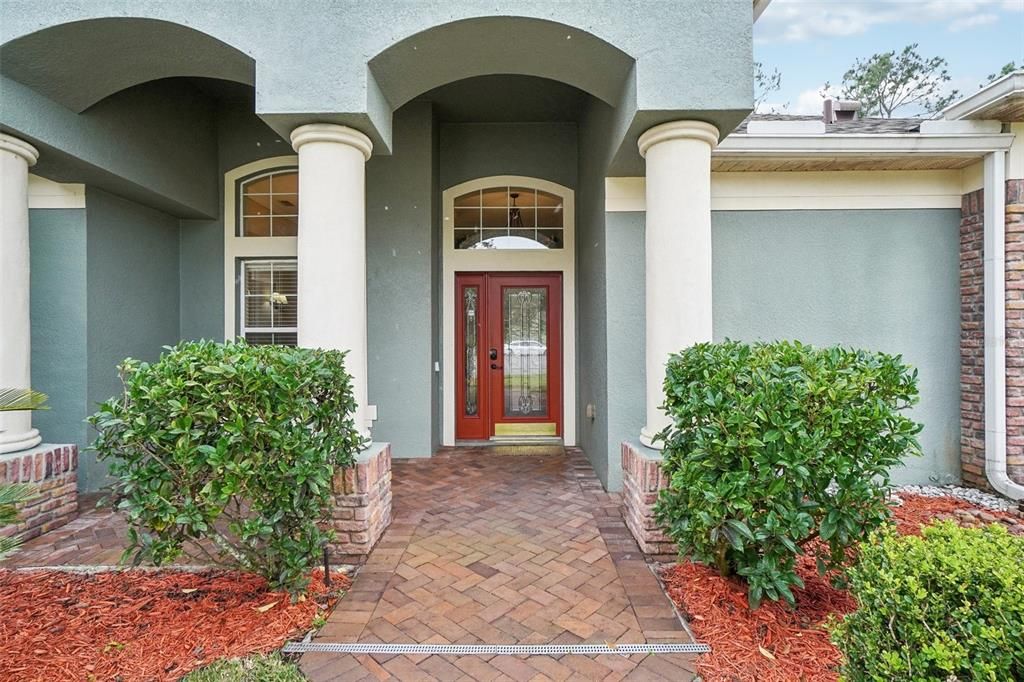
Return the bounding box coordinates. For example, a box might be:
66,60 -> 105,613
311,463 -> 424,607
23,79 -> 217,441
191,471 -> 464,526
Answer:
452,185 -> 563,250
503,287 -> 548,417
463,287 -> 479,417
240,170 -> 299,237
241,260 -> 297,346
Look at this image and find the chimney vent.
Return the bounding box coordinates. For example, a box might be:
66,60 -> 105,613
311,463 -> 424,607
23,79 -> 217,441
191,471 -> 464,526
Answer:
824,98 -> 861,123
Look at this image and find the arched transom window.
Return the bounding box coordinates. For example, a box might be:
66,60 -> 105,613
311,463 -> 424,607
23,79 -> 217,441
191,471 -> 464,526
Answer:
239,169 -> 298,236
453,185 -> 564,249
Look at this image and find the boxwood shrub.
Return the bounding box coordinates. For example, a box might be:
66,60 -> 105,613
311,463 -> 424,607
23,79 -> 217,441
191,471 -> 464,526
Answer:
89,340 -> 365,594
832,522 -> 1024,681
653,340 -> 922,608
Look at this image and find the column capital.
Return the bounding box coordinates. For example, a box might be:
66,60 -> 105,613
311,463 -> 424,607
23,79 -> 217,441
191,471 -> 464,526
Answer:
638,120 -> 719,158
0,133 -> 39,166
290,123 -> 373,161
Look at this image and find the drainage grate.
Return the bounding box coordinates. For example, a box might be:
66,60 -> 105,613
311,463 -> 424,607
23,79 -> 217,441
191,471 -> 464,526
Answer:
282,642 -> 710,656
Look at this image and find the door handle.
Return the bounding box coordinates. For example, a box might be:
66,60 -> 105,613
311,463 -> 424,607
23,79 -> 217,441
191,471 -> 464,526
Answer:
490,363 -> 502,370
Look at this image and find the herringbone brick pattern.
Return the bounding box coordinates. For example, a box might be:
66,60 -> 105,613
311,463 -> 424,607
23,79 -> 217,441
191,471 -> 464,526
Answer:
303,448 -> 698,681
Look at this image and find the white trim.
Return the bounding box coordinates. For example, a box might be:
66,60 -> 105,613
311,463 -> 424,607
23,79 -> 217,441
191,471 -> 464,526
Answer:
716,132 -> 1014,158
982,150 -> 1024,500
223,156 -> 299,340
943,70 -> 1024,121
606,170 -> 969,212
442,176 -> 577,447
28,175 -> 85,209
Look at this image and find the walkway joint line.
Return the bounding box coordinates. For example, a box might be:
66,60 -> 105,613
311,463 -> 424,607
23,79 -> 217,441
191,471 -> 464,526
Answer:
284,642 -> 711,656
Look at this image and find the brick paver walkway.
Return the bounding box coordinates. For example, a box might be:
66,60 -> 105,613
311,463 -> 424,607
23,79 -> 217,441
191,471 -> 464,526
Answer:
2,499 -> 133,568
302,448 -> 699,681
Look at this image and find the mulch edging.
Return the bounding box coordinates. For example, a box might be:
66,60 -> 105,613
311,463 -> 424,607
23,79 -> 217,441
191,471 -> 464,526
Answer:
0,568 -> 350,681
660,494 -> 1023,682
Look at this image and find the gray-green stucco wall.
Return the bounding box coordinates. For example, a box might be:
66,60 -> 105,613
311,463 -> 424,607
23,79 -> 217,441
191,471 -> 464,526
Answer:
602,208 -> 962,488
83,189 -> 181,489
366,102 -> 437,457
29,209 -> 88,449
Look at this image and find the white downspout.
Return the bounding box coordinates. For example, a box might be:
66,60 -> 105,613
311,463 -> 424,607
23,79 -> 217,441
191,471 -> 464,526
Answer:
983,149 -> 1024,500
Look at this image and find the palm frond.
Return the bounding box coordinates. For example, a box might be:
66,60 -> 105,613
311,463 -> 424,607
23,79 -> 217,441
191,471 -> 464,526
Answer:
0,387 -> 48,412
0,483 -> 36,561
0,534 -> 24,561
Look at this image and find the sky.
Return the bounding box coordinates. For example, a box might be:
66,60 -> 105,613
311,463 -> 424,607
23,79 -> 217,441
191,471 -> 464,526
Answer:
754,0 -> 1024,116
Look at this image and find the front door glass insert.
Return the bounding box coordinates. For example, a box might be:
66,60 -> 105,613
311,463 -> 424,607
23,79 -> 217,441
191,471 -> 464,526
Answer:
502,287 -> 548,418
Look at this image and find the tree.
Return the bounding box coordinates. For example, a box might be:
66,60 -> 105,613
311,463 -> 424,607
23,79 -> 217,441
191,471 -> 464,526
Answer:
839,44 -> 959,118
0,388 -> 46,560
754,61 -> 785,112
982,62 -> 1018,87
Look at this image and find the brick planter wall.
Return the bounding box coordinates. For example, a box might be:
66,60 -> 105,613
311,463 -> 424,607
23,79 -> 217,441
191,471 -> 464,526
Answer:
0,444 -> 78,542
621,441 -> 675,557
328,442 -> 392,562
1007,180 -> 1024,484
960,180 -> 1024,488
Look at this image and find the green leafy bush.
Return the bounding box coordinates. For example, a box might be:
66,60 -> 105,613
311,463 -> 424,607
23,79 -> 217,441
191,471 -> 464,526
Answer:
653,340 -> 921,607
832,522 -> 1024,681
89,340 -> 365,594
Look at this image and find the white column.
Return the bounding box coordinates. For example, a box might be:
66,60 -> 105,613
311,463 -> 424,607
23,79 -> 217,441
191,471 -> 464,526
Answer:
290,124 -> 373,438
0,133 -> 42,453
637,121 -> 718,448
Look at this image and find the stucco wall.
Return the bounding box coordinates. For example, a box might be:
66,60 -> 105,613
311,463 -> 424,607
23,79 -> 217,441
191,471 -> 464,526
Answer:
1,2 -> 754,160
439,123 -> 578,191
576,101 -> 614,485
599,208 -> 962,489
712,209 -> 962,485
29,208 -> 88,448
84,188 -> 181,489
366,102 -> 437,457
179,93 -> 284,341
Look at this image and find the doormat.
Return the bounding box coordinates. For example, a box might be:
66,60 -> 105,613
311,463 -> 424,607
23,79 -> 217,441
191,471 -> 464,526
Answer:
490,445 -> 565,457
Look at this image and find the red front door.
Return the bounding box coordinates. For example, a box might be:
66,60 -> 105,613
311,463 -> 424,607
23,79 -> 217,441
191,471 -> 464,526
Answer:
455,272 -> 563,440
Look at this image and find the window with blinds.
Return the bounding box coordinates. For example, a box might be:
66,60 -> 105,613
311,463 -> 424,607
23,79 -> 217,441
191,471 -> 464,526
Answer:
240,259 -> 297,346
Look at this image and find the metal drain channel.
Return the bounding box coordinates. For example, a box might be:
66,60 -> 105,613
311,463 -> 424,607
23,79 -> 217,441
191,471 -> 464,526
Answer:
283,642 -> 710,656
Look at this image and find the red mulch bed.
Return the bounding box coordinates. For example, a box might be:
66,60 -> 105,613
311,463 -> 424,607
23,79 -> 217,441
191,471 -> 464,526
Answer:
661,494 -> 1022,682
0,568 -> 350,681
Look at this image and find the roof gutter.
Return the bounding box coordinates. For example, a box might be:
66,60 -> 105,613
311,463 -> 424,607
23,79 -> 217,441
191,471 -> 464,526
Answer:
753,0 -> 772,22
983,150 -> 1024,500
942,71 -> 1024,121
716,132 -> 1015,158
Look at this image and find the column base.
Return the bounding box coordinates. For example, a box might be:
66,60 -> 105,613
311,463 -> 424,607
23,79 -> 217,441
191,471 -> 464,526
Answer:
328,442 -> 392,563
638,426 -> 664,450
0,444 -> 78,542
0,428 -> 41,454
621,441 -> 677,559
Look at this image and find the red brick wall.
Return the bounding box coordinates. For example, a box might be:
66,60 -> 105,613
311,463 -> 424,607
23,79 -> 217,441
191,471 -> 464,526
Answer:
328,444 -> 392,562
621,442 -> 676,557
960,180 -> 1024,488
961,188 -> 987,487
1007,179 -> 1024,484
0,444 -> 79,542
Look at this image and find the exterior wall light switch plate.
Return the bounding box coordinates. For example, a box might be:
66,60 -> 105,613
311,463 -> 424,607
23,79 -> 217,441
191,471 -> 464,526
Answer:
586,404 -> 596,420
434,361 -> 440,372
367,405 -> 378,421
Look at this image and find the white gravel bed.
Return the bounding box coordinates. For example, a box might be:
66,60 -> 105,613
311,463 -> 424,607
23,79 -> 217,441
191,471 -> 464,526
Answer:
891,484 -> 1017,511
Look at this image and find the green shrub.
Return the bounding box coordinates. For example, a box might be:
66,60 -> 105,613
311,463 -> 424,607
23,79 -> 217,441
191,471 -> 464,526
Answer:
89,340 -> 365,594
653,340 -> 921,608
832,522 -> 1024,681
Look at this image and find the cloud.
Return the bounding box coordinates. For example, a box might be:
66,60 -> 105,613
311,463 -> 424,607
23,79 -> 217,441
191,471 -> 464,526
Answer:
948,13 -> 998,31
756,0 -> 1018,43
